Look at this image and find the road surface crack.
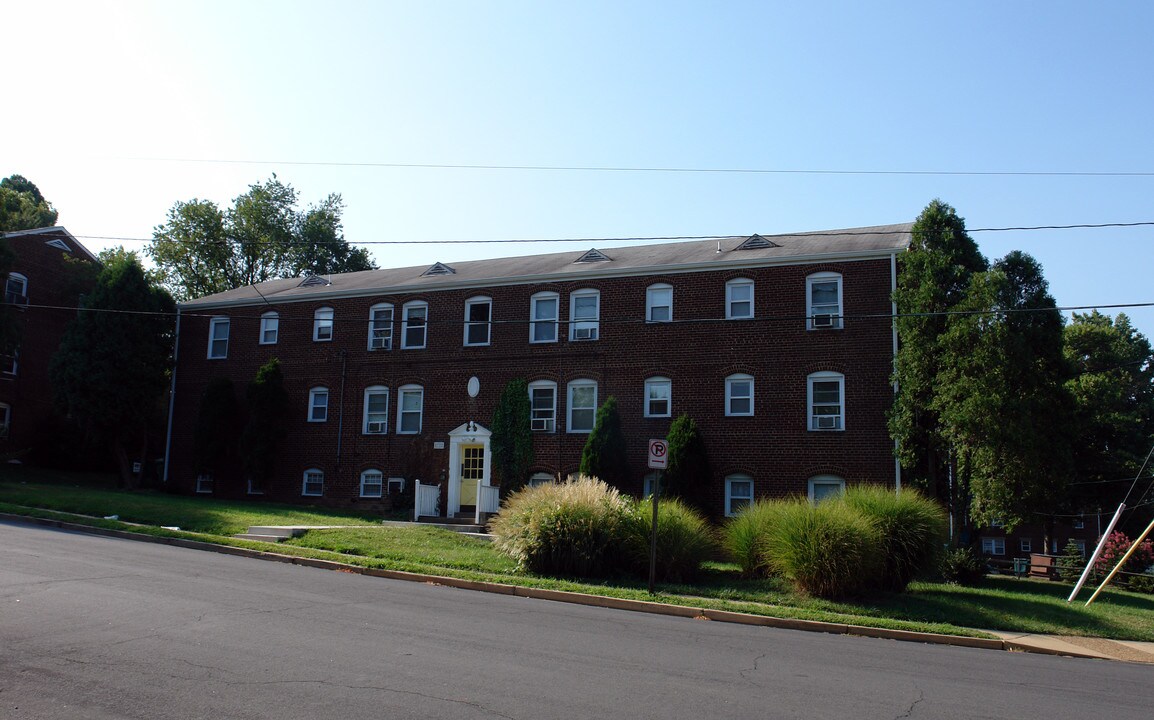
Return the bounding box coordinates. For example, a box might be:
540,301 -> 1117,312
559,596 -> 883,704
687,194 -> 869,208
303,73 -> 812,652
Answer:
895,686 -> 924,719
738,653 -> 767,683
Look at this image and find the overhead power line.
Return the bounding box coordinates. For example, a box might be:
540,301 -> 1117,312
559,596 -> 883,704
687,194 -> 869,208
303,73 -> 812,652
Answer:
51,221 -> 1154,247
135,156 -> 1154,177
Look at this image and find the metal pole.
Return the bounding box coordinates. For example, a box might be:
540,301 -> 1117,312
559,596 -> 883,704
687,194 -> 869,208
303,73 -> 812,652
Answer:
1068,503 -> 1124,602
648,470 -> 661,594
1086,515 -> 1154,606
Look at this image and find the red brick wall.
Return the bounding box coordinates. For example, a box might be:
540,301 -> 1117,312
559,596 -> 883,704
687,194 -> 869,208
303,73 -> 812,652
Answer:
169,257 -> 899,515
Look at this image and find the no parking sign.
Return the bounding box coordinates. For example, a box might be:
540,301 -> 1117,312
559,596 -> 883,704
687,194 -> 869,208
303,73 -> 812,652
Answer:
648,439 -> 667,469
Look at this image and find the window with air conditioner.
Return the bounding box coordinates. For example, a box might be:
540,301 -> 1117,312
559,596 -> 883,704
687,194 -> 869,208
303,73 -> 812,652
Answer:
387,477 -> 406,494
530,292 -> 559,343
808,371 -> 844,431
363,386 -> 389,434
368,303 -> 393,350
313,307 -> 334,342
569,289 -> 600,341
806,272 -> 843,330
527,381 -> 557,432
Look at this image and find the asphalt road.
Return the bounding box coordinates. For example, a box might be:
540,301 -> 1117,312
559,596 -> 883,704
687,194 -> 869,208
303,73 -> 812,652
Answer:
2,521 -> 1151,720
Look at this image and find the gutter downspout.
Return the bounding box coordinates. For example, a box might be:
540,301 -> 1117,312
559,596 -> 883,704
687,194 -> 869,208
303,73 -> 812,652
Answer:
336,349 -> 347,472
890,252 -> 901,493
162,306 -> 181,484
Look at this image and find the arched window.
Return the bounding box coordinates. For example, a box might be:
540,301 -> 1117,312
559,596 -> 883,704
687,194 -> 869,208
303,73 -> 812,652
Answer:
725,474 -> 753,517
208,317 -> 229,359
402,301 -> 428,349
308,387 -> 329,422
566,379 -> 597,433
807,272 -> 843,330
464,296 -> 492,346
302,468 -> 324,496
808,475 -> 845,503
644,377 -> 671,418
360,469 -> 384,498
569,289 -> 600,341
313,307 -> 334,342
725,373 -> 754,416
530,291 -> 559,343
807,371 -> 845,431
397,384 -> 424,434
726,278 -> 754,319
259,311 -> 279,345
528,380 -> 557,432
646,283 -> 673,323
363,386 -> 389,434
5,272 -> 28,305
368,303 -> 393,350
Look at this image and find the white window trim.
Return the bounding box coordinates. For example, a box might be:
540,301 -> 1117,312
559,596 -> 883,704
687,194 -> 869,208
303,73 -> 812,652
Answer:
725,278 -> 754,320
259,311 -> 279,345
725,474 -> 754,518
644,377 -> 671,418
806,272 -> 844,330
528,472 -> 555,488
528,380 -> 557,433
401,301 -> 428,350
464,296 -> 492,347
530,291 -> 559,344
725,373 -> 754,417
313,307 -> 334,342
368,303 -> 394,351
808,475 -> 845,503
360,469 -> 384,498
308,387 -> 329,423
302,468 -> 324,497
807,371 -> 845,431
397,384 -> 424,434
362,385 -> 389,434
981,537 -> 1006,556
195,473 -> 214,494
566,379 -> 597,434
569,289 -> 600,341
208,316 -> 230,359
1020,538 -> 1033,553
645,283 -> 673,323
5,272 -> 28,304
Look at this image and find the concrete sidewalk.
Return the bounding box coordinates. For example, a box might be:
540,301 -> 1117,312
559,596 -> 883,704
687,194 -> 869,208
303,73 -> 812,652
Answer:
988,631 -> 1154,663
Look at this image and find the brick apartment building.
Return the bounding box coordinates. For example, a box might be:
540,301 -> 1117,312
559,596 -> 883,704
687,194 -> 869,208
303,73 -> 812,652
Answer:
165,223 -> 911,518
0,227 -> 98,455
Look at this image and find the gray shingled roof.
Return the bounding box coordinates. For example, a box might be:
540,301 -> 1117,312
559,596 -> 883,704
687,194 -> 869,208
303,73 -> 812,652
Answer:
181,222 -> 912,309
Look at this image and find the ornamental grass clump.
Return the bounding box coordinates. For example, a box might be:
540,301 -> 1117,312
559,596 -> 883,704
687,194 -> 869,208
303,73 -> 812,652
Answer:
489,475 -> 631,578
723,500 -> 788,578
622,496 -> 717,583
764,498 -> 883,599
842,485 -> 948,592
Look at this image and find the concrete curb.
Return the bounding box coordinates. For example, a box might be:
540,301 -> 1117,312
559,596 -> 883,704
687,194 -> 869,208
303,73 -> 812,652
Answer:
0,512 -> 1126,661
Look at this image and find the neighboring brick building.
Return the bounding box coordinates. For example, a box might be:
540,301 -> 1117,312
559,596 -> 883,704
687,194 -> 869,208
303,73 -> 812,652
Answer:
165,224 -> 911,518
0,227 -> 98,455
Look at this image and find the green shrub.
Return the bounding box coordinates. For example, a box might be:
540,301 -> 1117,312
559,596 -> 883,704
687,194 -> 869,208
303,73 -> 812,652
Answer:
1057,539 -> 1087,583
842,485 -> 947,592
938,546 -> 985,586
622,497 -> 717,583
1128,568 -> 1154,595
723,500 -> 787,578
763,498 -> 882,599
489,475 -> 632,578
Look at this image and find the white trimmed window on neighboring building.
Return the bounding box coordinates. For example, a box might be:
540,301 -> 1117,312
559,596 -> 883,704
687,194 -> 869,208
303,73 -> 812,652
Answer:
208,317 -> 230,359
302,468 -> 324,497
808,371 -> 845,431
528,380 -> 557,432
368,303 -> 394,350
5,272 -> 28,305
464,296 -> 492,346
726,278 -> 754,320
569,289 -> 600,341
360,469 -> 384,498
402,301 -> 428,349
725,474 -> 753,517
313,307 -> 334,342
260,311 -> 279,345
363,386 -> 389,434
397,384 -> 424,434
646,283 -> 673,323
725,373 -> 754,416
527,472 -> 556,489
1020,538 -> 1033,553
644,377 -> 671,418
981,537 -> 1006,556
567,379 -> 597,433
308,387 -> 329,422
530,292 -> 559,343
196,473 -> 214,494
806,272 -> 843,330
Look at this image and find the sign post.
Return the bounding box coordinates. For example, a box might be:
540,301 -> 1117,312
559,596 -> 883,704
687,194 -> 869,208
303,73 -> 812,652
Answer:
647,439 -> 668,594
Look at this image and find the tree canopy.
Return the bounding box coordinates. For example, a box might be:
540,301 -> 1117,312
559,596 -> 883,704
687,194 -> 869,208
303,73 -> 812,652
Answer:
0,174 -> 58,232
148,176 -> 376,301
48,251 -> 175,487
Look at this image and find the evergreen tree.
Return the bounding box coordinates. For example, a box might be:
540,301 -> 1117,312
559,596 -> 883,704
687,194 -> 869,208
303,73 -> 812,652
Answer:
490,378 -> 534,498
662,414 -> 710,506
579,396 -> 630,488
49,252 -> 175,487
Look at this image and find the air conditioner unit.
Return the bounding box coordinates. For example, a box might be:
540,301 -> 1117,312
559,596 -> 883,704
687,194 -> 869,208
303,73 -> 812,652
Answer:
811,314 -> 835,328
573,327 -> 597,340
370,335 -> 391,350
367,421 -> 386,434
531,418 -> 553,432
387,477 -> 405,494
815,416 -> 840,430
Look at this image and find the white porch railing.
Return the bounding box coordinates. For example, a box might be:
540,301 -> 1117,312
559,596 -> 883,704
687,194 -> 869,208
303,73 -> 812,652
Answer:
476,482 -> 500,524
414,480 -> 440,521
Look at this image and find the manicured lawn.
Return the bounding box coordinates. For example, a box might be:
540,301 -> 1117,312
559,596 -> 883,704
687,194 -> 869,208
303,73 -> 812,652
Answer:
4,466 -> 1153,641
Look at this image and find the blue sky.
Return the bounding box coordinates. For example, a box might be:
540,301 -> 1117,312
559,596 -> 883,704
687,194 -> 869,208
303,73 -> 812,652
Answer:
5,1 -> 1153,336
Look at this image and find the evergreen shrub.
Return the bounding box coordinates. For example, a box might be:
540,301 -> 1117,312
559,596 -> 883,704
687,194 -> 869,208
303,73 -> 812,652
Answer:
937,546 -> 985,586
